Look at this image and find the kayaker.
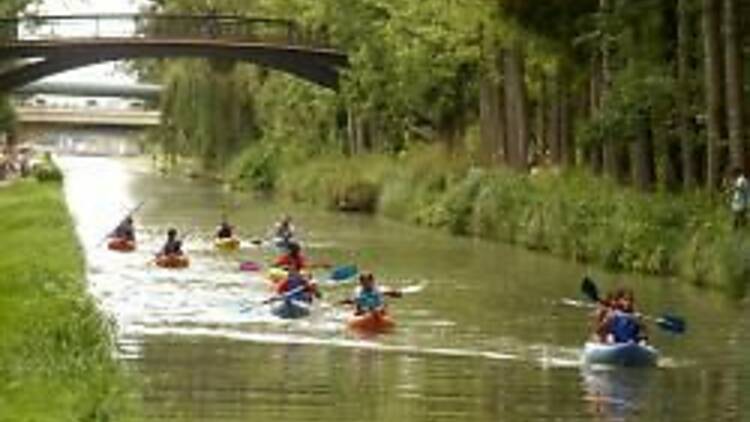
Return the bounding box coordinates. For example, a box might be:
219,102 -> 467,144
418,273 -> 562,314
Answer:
273,214 -> 296,248
273,241 -> 307,271
159,228 -> 184,256
342,272 -> 402,315
216,216 -> 233,239
603,289 -> 647,344
111,216 -> 135,242
274,266 -> 321,303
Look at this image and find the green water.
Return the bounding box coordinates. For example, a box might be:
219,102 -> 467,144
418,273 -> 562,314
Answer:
59,156 -> 749,421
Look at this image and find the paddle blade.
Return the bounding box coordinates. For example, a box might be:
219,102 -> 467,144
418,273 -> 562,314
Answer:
581,276 -> 600,302
330,265 -> 358,282
239,261 -> 262,272
656,314 -> 686,334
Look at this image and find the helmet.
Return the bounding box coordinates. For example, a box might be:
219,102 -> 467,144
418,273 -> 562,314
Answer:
167,228 -> 177,237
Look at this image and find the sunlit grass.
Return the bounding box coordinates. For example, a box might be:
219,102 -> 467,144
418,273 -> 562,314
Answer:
229,144 -> 749,295
0,180 -> 133,421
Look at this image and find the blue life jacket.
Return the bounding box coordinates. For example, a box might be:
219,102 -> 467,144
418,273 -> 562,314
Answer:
355,287 -> 383,311
611,311 -> 640,343
286,274 -> 309,302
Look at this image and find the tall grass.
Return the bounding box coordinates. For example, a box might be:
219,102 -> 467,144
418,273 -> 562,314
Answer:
0,181 -> 133,421
234,145 -> 748,294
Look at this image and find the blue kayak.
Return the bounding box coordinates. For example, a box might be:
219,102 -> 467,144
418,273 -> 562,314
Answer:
271,299 -> 310,319
583,342 -> 658,367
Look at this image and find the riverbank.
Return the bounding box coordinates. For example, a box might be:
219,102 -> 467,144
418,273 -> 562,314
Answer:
0,180 -> 133,420
225,145 -> 750,295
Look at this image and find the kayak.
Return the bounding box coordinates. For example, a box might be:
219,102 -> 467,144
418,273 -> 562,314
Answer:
107,237 -> 135,252
583,342 -> 658,367
215,237 -> 240,252
271,299 -> 310,319
347,310 -> 395,334
155,254 -> 190,269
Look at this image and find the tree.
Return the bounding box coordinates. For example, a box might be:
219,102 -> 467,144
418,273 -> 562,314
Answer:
723,0 -> 745,172
701,0 -> 723,190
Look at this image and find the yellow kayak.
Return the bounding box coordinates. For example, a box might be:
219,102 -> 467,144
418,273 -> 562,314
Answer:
214,237 -> 240,251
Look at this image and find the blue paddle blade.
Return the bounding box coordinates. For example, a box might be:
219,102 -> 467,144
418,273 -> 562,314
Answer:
330,265 -> 358,282
656,314 -> 686,334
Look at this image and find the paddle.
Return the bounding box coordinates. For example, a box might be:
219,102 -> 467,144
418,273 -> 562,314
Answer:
327,265 -> 359,283
239,261 -> 262,272
579,277 -> 686,334
240,285 -> 308,313
97,200 -> 145,247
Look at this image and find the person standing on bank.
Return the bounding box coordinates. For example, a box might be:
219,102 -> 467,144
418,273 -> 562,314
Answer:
730,167 -> 749,229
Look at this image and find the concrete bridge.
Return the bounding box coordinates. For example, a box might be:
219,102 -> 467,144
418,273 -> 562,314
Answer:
14,105 -> 160,150
0,14 -> 348,91
16,81 -> 162,99
16,105 -> 160,127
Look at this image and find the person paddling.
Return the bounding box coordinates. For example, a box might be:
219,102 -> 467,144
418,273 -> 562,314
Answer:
601,289 -> 647,344
274,266 -> 321,303
159,228 -> 184,256
273,241 -> 307,271
111,216 -> 135,242
273,214 -> 296,248
216,216 -> 234,239
341,272 -> 402,316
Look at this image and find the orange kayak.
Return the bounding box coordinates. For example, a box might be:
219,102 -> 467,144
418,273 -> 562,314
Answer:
107,237 -> 135,252
155,254 -> 190,269
347,310 -> 395,333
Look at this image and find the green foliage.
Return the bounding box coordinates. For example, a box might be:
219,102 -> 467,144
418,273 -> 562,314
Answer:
275,153 -> 390,212
0,96 -> 16,133
258,147 -> 747,293
32,155 -> 63,183
0,181 -> 134,421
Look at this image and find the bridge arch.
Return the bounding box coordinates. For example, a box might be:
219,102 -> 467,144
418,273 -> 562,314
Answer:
0,14 -> 348,91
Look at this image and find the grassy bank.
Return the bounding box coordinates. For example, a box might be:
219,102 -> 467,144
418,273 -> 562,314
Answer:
0,180 -> 132,421
229,145 -> 750,295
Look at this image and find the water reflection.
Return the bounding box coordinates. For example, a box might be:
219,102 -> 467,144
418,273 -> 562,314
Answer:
580,367 -> 653,421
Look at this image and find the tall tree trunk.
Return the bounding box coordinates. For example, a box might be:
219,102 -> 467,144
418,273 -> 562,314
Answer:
479,44 -> 506,166
560,88 -> 575,168
547,73 -> 562,165
631,112 -> 657,191
589,56 -> 604,174
504,42 -> 530,171
536,75 -> 548,167
723,0 -> 745,172
599,0 -> 618,179
702,0 -> 724,190
678,0 -> 697,189
664,135 -> 684,191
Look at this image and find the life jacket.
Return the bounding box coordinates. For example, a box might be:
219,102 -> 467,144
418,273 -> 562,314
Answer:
114,223 -> 135,241
217,224 -> 232,239
284,273 -> 310,303
610,311 -> 640,343
355,287 -> 383,312
162,239 -> 182,256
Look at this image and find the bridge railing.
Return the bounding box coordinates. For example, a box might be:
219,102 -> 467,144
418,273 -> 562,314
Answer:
0,14 -> 331,48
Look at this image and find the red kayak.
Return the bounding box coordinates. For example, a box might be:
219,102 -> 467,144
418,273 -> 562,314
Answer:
347,310 -> 395,334
155,254 -> 190,269
107,237 -> 135,252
